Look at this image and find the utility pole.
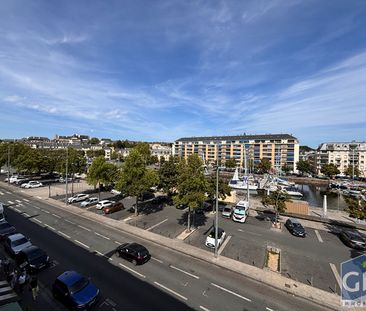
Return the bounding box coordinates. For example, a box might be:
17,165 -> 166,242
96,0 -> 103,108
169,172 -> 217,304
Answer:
7,145 -> 10,183
65,148 -> 69,205
214,143 -> 219,258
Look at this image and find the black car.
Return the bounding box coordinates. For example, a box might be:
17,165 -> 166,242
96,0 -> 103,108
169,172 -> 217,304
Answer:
16,245 -> 50,272
340,230 -> 366,250
285,218 -> 306,237
0,221 -> 16,240
115,243 -> 150,265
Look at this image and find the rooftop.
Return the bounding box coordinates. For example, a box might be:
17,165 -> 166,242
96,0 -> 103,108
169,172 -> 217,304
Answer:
176,134 -> 298,142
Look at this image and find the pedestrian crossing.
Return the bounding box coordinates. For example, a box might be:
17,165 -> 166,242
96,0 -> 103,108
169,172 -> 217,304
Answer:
0,280 -> 18,305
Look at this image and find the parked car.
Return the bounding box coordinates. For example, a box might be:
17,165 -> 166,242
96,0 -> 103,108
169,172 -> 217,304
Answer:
222,206 -> 233,218
205,227 -> 226,249
339,229 -> 366,250
80,197 -> 98,207
59,177 -> 73,183
115,243 -> 150,265
16,245 -> 50,272
4,233 -> 32,256
67,193 -> 89,204
104,202 -> 124,214
0,221 -> 16,240
21,181 -> 43,188
232,201 -> 249,223
176,204 -> 187,210
9,175 -> 19,184
111,189 -> 121,195
52,271 -> 99,310
285,218 -> 306,237
96,200 -> 114,210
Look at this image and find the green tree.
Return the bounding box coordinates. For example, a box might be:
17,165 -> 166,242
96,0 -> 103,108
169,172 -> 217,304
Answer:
344,165 -> 360,178
281,165 -> 292,174
320,163 -> 340,178
256,158 -> 272,174
345,197 -> 366,220
89,137 -> 100,145
134,142 -> 151,164
0,142 -> 31,170
296,160 -> 312,175
158,156 -> 178,196
174,154 -> 207,232
225,158 -> 237,168
116,148 -> 158,217
261,190 -> 291,223
150,155 -> 159,165
206,175 -> 231,207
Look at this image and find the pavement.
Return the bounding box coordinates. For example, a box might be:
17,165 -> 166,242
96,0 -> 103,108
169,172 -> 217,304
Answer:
0,181 -> 345,310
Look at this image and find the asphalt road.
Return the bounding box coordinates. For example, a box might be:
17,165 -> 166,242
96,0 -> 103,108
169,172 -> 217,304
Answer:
0,185 -> 333,311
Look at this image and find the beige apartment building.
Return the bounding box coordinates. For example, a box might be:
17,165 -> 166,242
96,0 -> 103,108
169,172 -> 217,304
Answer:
316,141 -> 366,177
173,134 -> 300,173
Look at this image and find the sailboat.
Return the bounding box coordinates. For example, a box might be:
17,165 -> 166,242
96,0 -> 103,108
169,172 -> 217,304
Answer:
228,167 -> 259,190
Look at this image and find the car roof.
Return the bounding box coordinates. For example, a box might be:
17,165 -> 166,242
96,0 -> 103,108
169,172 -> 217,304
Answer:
210,227 -> 224,235
344,230 -> 363,237
8,233 -> 26,241
57,271 -> 84,285
99,200 -> 111,203
126,243 -> 147,251
289,218 -> 302,224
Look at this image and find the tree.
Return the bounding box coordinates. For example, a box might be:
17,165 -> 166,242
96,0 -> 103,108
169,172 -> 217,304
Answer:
256,158 -> 271,174
150,155 -> 159,165
174,154 -> 207,232
89,137 -> 100,145
345,197 -> 366,220
206,175 -> 231,206
261,190 -> 291,223
320,163 -> 340,178
299,146 -> 314,152
344,165 -> 360,178
116,148 -> 158,217
296,160 -> 312,175
281,165 -> 292,174
158,156 -> 178,196
225,158 -> 237,168
134,142 -> 151,164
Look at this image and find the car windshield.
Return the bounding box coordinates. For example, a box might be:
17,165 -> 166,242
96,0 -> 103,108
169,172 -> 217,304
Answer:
12,238 -> 28,247
28,249 -> 45,260
209,230 -> 223,238
223,207 -> 231,212
348,231 -> 364,241
69,277 -> 89,294
293,223 -> 302,228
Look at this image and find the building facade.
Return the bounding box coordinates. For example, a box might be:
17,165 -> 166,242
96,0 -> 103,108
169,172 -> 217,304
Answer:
150,143 -> 172,162
174,134 -> 299,173
316,141 -> 366,177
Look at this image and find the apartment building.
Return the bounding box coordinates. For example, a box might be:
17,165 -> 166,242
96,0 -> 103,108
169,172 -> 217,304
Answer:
150,143 -> 172,161
174,134 -> 299,173
316,141 -> 366,177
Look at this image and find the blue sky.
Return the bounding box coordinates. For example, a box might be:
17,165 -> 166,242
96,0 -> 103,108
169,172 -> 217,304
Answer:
1,0 -> 366,148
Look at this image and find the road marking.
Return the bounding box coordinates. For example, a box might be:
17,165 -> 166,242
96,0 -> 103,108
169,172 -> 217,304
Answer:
34,219 -> 43,224
210,283 -> 251,302
123,216 -> 132,222
114,240 -> 121,245
23,198 -> 30,202
45,225 -> 56,231
95,250 -> 105,256
266,308 -> 275,311
200,306 -> 211,311
151,257 -> 163,264
238,229 -> 262,236
34,206 -> 40,210
119,263 -> 146,278
14,208 -> 21,212
0,192 -> 4,195
23,213 -> 30,217
329,263 -> 341,288
36,196 -> 42,199
8,200 -> 14,204
52,213 -> 61,219
218,235 -> 232,255
43,210 -> 50,214
78,225 -> 91,232
154,281 -> 187,300
15,199 -> 22,203
6,191 -> 11,194
65,219 -> 75,225
75,240 -> 90,249
170,265 -> 199,279
315,230 -> 323,243
94,232 -> 110,240
58,231 -> 71,239
146,218 -> 168,231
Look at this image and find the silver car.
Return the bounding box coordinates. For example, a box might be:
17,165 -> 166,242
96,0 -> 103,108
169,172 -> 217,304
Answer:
5,233 -> 32,256
80,197 -> 98,207
67,193 -> 89,204
222,206 -> 233,218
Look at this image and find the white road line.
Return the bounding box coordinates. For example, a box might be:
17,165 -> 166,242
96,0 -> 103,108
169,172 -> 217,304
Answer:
0,192 -> 4,195
6,191 -> 11,194
170,265 -> 199,279
114,240 -> 121,245
8,200 -> 14,204
14,208 -> 21,212
154,282 -> 187,301
78,225 -> 91,232
74,240 -> 90,249
95,250 -> 104,256
34,219 -> 43,224
315,230 -> 323,243
211,283 -> 251,302
34,206 -> 40,210
43,210 -> 50,214
23,213 -> 30,217
36,196 -> 42,199
23,199 -> 30,202
329,263 -> 341,288
94,232 -> 110,240
58,231 -> 71,239
266,307 -> 275,311
151,257 -> 163,264
15,199 -> 22,203
123,216 -> 132,222
200,306 -> 211,311
52,213 -> 61,219
45,225 -> 56,231
119,263 -> 146,278
218,235 -> 232,255
65,219 -> 75,225
146,218 -> 168,231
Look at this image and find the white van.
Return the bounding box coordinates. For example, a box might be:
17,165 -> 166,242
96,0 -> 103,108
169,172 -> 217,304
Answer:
232,200 -> 249,223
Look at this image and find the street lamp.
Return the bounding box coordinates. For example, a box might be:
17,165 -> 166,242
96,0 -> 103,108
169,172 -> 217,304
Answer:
214,143 -> 220,258
65,147 -> 69,205
7,145 -> 10,183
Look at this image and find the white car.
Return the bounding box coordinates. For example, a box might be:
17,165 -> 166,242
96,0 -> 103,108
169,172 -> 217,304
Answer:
9,175 -> 20,184
21,181 -> 43,188
67,193 -> 89,204
111,189 -> 121,195
80,197 -> 99,207
205,228 -> 226,249
96,200 -> 114,210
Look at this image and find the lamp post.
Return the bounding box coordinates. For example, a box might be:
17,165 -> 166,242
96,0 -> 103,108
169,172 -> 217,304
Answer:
7,145 -> 10,183
214,143 -> 220,258
65,148 -> 69,205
